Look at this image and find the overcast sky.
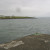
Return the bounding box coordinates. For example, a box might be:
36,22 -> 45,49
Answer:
0,0 -> 50,17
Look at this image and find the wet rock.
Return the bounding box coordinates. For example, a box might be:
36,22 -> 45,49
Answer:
0,34 -> 50,50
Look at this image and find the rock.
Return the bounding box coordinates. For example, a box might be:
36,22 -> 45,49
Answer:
0,41 -> 24,49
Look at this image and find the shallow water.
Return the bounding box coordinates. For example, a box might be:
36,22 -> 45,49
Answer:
0,17 -> 50,43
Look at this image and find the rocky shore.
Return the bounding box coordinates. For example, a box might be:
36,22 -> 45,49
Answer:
0,34 -> 50,50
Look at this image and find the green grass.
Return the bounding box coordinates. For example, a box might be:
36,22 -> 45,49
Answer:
0,16 -> 35,19
32,33 -> 41,35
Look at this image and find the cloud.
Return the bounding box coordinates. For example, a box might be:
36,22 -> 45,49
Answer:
0,0 -> 50,17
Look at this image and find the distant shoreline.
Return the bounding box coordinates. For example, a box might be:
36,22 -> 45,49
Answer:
0,16 -> 36,19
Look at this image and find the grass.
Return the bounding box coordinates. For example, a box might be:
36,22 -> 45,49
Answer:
0,16 -> 35,19
32,33 -> 41,35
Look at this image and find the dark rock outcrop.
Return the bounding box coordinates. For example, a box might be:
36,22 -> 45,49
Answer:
0,34 -> 50,50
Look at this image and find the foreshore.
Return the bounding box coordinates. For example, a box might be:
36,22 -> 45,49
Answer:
0,34 -> 50,50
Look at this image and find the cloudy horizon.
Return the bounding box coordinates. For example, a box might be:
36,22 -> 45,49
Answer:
0,0 -> 50,17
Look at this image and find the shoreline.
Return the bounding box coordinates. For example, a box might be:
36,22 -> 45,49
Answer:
0,16 -> 36,19
0,34 -> 50,50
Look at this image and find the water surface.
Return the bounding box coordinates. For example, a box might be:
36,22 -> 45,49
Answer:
0,18 -> 50,43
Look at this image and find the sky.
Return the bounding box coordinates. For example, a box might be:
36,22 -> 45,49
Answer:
0,0 -> 50,17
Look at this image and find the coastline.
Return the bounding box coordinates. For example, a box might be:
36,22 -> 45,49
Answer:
0,34 -> 50,50
0,16 -> 36,19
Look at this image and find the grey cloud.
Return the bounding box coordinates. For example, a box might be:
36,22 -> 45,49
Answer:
0,0 -> 50,17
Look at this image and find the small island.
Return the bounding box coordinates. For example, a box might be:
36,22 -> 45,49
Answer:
0,16 -> 36,19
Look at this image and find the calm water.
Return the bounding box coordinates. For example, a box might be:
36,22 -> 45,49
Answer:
0,17 -> 50,43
